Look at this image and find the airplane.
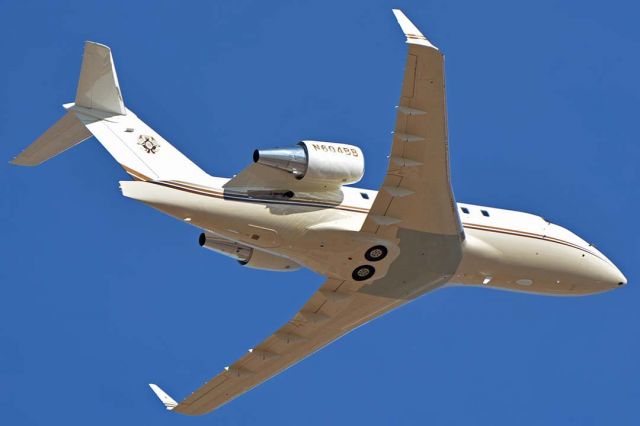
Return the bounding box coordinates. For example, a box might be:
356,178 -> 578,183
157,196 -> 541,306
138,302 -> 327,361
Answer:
11,9 -> 626,416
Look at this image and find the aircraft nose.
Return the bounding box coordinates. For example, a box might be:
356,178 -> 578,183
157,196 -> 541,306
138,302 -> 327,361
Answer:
615,268 -> 628,287
606,262 -> 627,288
586,243 -> 627,289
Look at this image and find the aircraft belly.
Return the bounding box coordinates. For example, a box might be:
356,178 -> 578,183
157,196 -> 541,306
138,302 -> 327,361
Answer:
455,227 -> 612,295
358,229 -> 463,300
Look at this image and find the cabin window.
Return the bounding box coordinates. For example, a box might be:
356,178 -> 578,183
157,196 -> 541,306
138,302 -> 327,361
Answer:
360,192 -> 369,199
461,207 -> 469,214
481,210 -> 490,217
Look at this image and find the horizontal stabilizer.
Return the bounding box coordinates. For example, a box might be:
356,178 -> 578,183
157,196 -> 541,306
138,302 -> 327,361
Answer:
149,384 -> 177,410
11,111 -> 92,166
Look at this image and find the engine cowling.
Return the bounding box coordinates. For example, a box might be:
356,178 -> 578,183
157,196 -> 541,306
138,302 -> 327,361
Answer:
253,140 -> 364,185
199,233 -> 300,272
238,247 -> 300,271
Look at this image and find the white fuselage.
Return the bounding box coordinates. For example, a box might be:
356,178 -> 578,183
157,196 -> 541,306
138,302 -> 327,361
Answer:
123,178 -> 626,296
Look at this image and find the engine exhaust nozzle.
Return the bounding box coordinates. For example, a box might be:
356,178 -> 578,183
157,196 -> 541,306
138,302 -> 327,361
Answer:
199,233 -> 252,262
253,144 -> 308,178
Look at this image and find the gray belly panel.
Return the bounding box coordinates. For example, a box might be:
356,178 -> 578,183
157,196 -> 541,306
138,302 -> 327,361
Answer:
358,229 -> 462,299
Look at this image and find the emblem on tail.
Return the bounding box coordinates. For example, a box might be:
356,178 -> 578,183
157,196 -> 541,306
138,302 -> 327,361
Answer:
138,135 -> 160,154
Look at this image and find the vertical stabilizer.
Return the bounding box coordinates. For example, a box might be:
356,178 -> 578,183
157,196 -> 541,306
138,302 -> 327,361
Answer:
11,41 -> 215,185
75,42 -> 126,115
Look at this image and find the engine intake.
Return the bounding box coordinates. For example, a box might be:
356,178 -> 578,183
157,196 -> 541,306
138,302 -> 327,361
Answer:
253,140 -> 364,185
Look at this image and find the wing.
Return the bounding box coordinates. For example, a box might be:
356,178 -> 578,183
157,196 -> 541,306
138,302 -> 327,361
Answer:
150,10 -> 464,416
157,278 -> 404,415
362,10 -> 462,238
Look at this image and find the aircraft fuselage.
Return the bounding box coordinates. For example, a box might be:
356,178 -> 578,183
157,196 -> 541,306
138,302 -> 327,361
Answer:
121,178 -> 626,297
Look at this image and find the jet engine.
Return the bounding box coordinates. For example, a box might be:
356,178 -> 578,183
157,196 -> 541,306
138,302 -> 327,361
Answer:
253,140 -> 364,185
199,233 -> 300,271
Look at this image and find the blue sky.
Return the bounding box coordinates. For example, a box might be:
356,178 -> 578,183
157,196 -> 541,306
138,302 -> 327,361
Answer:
1,0 -> 639,424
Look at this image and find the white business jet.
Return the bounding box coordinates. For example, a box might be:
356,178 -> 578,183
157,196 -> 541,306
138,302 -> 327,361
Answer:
12,10 -> 626,416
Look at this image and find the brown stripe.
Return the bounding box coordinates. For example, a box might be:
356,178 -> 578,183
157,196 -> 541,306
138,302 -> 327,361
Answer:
462,223 -> 604,261
120,164 -> 153,182
119,166 -> 601,260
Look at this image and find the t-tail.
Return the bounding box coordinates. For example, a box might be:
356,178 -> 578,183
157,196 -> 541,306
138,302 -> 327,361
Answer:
11,41 -> 213,185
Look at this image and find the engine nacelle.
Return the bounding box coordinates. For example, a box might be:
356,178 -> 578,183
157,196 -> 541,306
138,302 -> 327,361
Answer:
253,140 -> 364,185
199,233 -> 300,272
238,248 -> 301,271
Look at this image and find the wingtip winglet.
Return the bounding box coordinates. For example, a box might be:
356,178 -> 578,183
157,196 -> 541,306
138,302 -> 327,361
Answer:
392,9 -> 438,50
149,383 -> 178,411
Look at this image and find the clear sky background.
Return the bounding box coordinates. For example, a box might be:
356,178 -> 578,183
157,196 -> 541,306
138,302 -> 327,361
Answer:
1,1 -> 638,424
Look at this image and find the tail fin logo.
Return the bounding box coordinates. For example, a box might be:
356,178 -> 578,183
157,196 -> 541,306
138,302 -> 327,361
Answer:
138,135 -> 160,154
